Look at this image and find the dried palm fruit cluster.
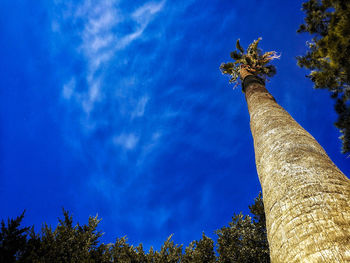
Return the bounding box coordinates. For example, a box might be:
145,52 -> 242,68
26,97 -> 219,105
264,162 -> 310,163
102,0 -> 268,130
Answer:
220,37 -> 280,88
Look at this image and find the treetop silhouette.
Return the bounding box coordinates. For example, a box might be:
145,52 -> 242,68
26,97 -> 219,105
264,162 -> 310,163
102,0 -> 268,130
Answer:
297,0 -> 350,153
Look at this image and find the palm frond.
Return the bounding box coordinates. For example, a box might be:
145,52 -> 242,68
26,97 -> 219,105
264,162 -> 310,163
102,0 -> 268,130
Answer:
220,37 -> 280,89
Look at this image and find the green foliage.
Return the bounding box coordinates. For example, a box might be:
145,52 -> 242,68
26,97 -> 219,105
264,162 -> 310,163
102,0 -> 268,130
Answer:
183,233 -> 216,263
297,0 -> 350,153
0,211 -> 29,262
216,193 -> 269,263
110,237 -> 143,263
220,38 -> 280,88
0,194 -> 269,262
27,209 -> 107,262
157,235 -> 183,263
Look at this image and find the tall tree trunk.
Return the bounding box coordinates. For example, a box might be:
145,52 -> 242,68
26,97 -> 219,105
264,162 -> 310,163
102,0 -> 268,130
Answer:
245,82 -> 350,262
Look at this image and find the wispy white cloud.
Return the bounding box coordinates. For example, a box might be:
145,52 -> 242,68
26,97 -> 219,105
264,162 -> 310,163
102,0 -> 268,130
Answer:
62,78 -> 76,99
56,0 -> 214,180
113,133 -> 139,150
78,1 -> 119,73
55,1 -> 202,230
90,34 -> 114,52
77,0 -> 165,67
52,0 -> 240,250
81,78 -> 102,114
60,0 -> 166,118
116,1 -> 165,49
132,1 -> 165,23
131,96 -> 149,118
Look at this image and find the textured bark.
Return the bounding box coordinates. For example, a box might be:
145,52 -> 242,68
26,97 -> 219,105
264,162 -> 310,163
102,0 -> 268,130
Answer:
245,83 -> 350,262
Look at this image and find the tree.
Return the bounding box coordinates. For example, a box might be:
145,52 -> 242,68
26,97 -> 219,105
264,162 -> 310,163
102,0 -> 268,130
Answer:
221,38 -> 350,262
1,194 -> 271,262
110,237 -> 144,263
183,233 -> 216,263
216,193 -> 269,263
155,235 -> 183,263
0,211 -> 29,262
297,0 -> 350,153
22,209 -> 109,262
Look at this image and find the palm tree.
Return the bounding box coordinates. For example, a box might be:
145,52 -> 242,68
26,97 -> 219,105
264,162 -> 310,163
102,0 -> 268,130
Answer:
221,39 -> 350,262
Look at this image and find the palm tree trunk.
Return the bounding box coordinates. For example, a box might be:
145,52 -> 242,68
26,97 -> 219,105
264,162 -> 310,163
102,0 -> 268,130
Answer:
244,80 -> 350,262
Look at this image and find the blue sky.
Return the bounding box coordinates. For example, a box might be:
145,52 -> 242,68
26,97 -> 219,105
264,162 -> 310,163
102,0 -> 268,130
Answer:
1,0 -> 349,250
